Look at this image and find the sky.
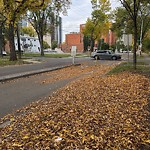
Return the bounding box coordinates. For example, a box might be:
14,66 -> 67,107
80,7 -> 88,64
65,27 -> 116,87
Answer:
61,0 -> 121,42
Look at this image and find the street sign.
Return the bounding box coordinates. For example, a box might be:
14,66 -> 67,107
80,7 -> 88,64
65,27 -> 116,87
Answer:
123,34 -> 132,46
71,46 -> 77,64
71,46 -> 77,56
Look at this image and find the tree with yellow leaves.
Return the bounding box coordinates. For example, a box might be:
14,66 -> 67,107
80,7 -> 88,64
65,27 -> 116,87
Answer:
83,0 -> 111,51
1,0 -> 50,61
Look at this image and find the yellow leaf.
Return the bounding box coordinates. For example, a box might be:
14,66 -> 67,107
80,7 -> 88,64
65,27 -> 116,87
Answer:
145,140 -> 150,143
22,135 -> 29,139
90,134 -> 95,140
12,143 -> 22,147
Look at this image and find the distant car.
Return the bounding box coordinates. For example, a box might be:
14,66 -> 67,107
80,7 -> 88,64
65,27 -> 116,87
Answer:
2,51 -> 7,56
91,50 -> 121,60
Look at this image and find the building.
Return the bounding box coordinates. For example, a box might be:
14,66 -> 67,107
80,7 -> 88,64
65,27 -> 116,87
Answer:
51,16 -> 62,46
20,15 -> 62,48
61,23 -> 116,53
61,24 -> 85,53
15,36 -> 40,53
61,32 -> 84,53
103,30 -> 116,46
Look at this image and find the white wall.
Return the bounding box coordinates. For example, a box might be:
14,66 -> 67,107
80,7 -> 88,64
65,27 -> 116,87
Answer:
15,36 -> 40,53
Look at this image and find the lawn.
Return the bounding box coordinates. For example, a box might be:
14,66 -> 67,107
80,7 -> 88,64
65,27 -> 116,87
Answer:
108,62 -> 150,76
24,53 -> 71,58
0,53 -> 88,67
23,53 -> 88,58
0,58 -> 25,67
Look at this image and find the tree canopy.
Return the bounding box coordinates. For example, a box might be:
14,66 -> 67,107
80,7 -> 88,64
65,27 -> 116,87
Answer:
0,0 -> 71,60
119,0 -> 150,69
83,0 -> 111,51
28,0 -> 71,56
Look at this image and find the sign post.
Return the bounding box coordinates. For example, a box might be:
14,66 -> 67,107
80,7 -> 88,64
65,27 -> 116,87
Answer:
71,46 -> 77,65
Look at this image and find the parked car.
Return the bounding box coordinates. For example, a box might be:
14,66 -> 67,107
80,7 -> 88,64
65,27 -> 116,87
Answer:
2,51 -> 7,56
91,50 -> 121,60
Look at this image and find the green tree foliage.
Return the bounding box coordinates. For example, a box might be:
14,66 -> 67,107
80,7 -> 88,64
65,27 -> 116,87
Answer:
28,6 -> 55,56
119,0 -> 150,69
51,41 -> 57,50
83,36 -> 90,52
111,8 -> 127,38
83,0 -> 111,51
28,0 -> 71,56
43,40 -> 50,49
21,26 -> 36,37
1,0 -> 50,61
143,30 -> 150,52
112,4 -> 150,41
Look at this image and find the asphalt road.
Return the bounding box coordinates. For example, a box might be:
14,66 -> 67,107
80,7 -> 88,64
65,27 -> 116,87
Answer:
0,57 -> 89,77
0,55 -> 126,119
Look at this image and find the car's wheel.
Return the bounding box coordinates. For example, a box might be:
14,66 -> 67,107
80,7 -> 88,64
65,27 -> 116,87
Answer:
112,56 -> 117,60
95,55 -> 99,60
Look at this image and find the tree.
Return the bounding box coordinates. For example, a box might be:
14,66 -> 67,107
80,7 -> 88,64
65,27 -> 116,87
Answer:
119,0 -> 150,69
28,6 -> 55,56
83,35 -> 90,52
111,8 -> 128,38
83,0 -> 111,51
21,26 -> 36,37
2,0 -> 50,61
112,5 -> 150,51
143,29 -> 150,52
28,0 -> 71,56
51,41 -> 57,50
0,12 -> 6,58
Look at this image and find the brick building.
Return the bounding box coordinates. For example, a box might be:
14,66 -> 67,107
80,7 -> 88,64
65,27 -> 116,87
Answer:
103,30 -> 116,46
61,23 -> 116,53
61,32 -> 84,53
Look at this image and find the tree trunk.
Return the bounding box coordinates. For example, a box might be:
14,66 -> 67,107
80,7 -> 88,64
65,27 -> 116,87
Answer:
38,33 -> 44,56
9,23 -> 17,61
16,23 -> 22,59
133,0 -> 137,70
0,26 -> 3,58
90,37 -> 95,52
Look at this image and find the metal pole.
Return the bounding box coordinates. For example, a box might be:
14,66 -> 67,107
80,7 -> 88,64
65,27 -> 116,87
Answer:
127,34 -> 129,63
139,19 -> 143,55
72,56 -> 75,65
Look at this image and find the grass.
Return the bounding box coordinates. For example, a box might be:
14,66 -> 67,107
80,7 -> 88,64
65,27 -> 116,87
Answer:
24,53 -> 71,58
108,62 -> 150,76
0,57 -> 26,67
23,53 -> 88,58
0,53 -> 89,67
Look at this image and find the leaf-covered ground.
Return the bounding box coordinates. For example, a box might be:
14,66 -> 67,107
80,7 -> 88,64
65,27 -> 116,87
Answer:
0,63 -> 150,149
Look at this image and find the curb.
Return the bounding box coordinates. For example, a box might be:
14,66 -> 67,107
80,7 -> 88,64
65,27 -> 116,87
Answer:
0,64 -> 81,82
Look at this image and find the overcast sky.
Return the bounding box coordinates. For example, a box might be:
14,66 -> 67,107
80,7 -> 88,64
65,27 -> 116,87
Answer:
61,0 -> 121,42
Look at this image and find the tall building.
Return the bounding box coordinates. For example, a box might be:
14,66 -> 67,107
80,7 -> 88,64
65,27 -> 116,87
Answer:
51,16 -> 62,46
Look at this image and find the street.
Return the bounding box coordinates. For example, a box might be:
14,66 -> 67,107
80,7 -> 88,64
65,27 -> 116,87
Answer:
0,57 -> 89,77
